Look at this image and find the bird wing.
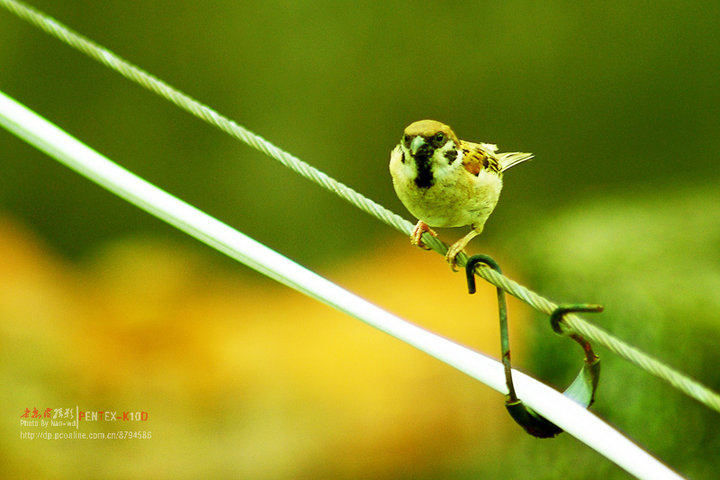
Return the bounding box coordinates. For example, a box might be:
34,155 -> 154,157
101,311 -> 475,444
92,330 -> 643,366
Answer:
461,141 -> 500,175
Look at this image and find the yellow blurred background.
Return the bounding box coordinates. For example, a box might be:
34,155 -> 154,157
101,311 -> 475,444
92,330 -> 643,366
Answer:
2,215 -> 532,478
1,1 -> 719,478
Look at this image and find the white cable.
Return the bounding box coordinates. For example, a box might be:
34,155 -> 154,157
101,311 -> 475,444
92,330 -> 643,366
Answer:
0,89 -> 684,480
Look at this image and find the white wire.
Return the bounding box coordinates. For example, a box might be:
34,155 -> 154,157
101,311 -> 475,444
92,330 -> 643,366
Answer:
0,89 -> 684,480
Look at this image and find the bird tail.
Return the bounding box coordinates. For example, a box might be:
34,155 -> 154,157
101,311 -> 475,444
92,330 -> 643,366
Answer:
497,151 -> 534,172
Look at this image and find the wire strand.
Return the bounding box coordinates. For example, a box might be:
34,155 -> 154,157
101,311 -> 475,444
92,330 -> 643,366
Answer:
2,0 -> 719,415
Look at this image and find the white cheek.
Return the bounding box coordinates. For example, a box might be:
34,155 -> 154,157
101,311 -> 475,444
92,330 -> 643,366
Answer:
391,146 -> 418,180
400,148 -> 418,176
432,143 -> 463,176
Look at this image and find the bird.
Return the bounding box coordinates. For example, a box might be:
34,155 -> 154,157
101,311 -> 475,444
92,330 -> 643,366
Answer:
389,119 -> 532,270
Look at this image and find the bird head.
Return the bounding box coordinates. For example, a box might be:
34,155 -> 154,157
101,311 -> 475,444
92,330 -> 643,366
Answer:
399,119 -> 461,188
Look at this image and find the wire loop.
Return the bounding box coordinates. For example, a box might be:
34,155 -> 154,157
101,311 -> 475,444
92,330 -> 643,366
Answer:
466,256 -> 603,438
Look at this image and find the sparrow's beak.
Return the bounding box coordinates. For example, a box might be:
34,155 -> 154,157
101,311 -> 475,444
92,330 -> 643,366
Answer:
410,136 -> 427,156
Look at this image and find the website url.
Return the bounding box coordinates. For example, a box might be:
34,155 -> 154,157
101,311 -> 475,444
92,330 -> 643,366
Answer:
20,431 -> 152,440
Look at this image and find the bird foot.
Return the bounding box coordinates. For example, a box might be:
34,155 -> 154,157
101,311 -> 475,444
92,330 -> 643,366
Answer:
444,240 -> 467,272
410,221 -> 438,250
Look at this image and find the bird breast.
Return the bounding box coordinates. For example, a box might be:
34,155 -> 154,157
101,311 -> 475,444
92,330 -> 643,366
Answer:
392,158 -> 504,228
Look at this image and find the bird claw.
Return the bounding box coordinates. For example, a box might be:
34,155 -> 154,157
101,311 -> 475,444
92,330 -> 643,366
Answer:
410,221 -> 438,250
444,243 -> 465,272
410,221 -> 475,272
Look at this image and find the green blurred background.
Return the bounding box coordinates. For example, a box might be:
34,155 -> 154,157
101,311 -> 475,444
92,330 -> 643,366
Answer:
1,1 -> 719,478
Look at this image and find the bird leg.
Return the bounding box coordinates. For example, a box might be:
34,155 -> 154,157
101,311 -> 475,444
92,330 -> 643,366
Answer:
445,225 -> 483,271
410,221 -> 438,250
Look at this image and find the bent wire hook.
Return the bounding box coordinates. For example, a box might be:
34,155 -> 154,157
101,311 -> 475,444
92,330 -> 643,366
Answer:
465,254 -> 603,438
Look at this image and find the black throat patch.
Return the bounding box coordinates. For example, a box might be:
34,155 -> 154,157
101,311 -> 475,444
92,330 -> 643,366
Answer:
414,153 -> 434,188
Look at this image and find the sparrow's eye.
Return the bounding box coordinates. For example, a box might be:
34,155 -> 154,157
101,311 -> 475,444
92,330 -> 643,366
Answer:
433,132 -> 446,146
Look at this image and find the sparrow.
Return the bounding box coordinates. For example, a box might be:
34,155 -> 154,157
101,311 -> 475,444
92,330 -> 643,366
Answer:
389,119 -> 532,269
